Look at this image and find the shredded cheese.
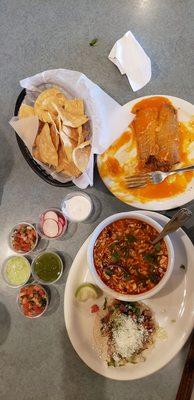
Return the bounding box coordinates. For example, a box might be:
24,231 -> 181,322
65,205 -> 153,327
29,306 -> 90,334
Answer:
112,314 -> 147,359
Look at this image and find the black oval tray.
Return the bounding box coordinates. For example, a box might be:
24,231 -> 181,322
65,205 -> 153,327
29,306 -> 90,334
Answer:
14,89 -> 73,187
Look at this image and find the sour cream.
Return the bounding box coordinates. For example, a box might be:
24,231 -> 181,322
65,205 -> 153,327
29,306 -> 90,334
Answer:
62,192 -> 92,222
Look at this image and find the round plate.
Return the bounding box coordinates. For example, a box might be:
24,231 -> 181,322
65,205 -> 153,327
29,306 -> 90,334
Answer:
64,211 -> 194,380
97,95 -> 194,210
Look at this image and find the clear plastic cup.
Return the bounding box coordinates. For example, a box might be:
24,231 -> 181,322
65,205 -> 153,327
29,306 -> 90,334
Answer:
8,222 -> 39,255
17,284 -> 49,318
61,191 -> 93,222
37,208 -> 67,240
31,251 -> 63,284
2,255 -> 31,288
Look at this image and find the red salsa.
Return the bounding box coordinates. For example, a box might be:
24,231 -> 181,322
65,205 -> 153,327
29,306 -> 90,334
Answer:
19,284 -> 48,317
11,224 -> 37,253
93,218 -> 168,295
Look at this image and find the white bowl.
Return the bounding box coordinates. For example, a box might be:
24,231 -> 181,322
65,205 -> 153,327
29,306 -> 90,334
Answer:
87,211 -> 174,301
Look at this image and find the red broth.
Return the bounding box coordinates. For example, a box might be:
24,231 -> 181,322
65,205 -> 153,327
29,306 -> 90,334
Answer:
93,218 -> 168,295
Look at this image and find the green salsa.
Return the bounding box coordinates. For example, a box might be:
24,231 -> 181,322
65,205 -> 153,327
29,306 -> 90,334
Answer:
33,252 -> 62,282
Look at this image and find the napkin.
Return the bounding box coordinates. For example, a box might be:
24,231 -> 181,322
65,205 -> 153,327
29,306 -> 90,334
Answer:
9,69 -> 134,188
108,31 -> 151,91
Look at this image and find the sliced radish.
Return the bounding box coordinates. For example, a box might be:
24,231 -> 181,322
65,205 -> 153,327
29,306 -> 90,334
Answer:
58,216 -> 66,227
57,221 -> 63,236
43,219 -> 59,238
44,211 -> 58,222
40,214 -> 45,227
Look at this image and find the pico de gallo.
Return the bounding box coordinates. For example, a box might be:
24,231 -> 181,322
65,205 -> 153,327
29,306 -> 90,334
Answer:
11,223 -> 37,253
18,284 -> 48,318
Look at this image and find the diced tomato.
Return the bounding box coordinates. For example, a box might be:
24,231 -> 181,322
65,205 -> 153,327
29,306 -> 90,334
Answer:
19,284 -> 47,317
91,304 -> 99,313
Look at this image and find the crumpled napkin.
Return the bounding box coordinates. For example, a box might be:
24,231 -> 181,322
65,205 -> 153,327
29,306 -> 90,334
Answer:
108,31 -> 151,91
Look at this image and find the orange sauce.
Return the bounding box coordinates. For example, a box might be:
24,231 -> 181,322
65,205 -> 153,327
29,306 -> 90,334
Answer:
99,97 -> 194,202
132,96 -> 171,113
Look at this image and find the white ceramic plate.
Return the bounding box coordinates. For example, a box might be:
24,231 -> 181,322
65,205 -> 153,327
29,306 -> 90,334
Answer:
97,95 -> 194,210
64,211 -> 194,380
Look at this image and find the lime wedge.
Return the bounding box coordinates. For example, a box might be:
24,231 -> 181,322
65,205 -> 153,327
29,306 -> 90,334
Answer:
75,283 -> 101,302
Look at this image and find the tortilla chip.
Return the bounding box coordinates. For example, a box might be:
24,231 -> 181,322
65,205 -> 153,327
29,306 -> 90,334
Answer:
72,140 -> 91,173
55,141 -> 67,173
60,130 -> 77,162
37,123 -> 58,167
62,111 -> 88,128
78,128 -> 89,145
34,87 -> 60,108
65,99 -> 84,115
50,124 -> 59,151
42,95 -> 66,113
61,160 -> 81,178
62,126 -> 78,143
32,147 -> 42,162
34,87 -> 65,122
34,133 -> 41,147
18,104 -> 35,119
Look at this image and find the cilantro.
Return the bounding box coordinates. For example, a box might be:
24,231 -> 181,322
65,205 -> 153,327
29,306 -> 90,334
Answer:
107,357 -> 116,367
109,241 -> 119,250
150,273 -> 158,283
111,251 -> 120,263
123,273 -> 130,280
155,243 -> 161,252
144,253 -> 156,263
105,268 -> 113,277
126,235 -> 136,243
89,38 -> 98,46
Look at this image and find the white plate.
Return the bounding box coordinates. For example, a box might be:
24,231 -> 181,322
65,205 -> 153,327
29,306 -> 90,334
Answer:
64,211 -> 194,380
97,95 -> 194,210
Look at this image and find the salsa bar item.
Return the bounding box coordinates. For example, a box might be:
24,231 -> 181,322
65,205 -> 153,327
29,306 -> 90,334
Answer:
18,284 -> 48,318
38,209 -> 67,239
10,223 -> 38,253
61,192 -> 92,222
32,252 -> 63,283
93,218 -> 168,295
19,87 -> 91,179
94,299 -> 156,367
2,256 -> 31,287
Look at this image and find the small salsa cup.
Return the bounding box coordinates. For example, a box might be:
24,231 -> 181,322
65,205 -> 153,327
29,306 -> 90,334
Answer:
9,222 -> 38,255
17,284 -> 49,318
2,255 -> 31,288
31,251 -> 63,284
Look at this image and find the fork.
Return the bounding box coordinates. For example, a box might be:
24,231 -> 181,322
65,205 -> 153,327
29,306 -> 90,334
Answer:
124,165 -> 194,188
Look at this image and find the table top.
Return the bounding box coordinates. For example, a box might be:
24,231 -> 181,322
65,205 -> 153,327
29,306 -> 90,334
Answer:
0,1 -> 193,399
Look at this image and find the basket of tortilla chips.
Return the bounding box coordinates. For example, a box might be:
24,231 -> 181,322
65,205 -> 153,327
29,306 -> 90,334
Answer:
14,85 -> 91,186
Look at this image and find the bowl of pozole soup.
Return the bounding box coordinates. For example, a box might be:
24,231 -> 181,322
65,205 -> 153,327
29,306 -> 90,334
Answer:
88,212 -> 174,301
